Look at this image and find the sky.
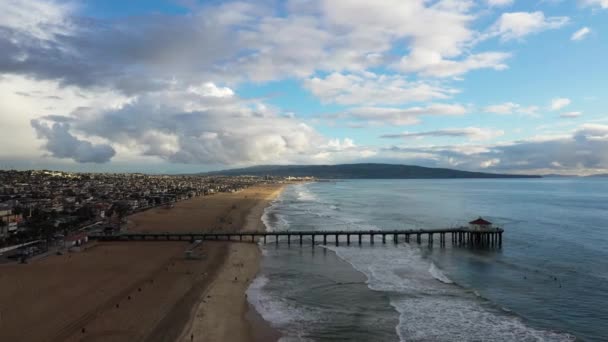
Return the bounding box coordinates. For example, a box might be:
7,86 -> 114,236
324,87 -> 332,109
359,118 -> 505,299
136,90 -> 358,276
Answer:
0,0 -> 607,175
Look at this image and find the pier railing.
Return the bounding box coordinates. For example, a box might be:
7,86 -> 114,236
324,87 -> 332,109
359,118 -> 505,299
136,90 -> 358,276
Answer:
89,227 -> 503,248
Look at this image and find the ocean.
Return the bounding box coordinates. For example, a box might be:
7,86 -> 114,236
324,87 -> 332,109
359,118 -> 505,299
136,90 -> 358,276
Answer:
247,179 -> 608,341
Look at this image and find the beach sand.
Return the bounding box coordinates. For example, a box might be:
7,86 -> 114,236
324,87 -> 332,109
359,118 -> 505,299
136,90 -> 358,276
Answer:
0,183 -> 285,342
177,185 -> 284,342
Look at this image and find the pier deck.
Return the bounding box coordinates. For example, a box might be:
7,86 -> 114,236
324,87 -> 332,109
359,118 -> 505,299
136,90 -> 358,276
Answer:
90,227 -> 503,248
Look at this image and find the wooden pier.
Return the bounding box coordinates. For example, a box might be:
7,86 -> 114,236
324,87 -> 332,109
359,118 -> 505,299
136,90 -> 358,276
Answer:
90,227 -> 503,248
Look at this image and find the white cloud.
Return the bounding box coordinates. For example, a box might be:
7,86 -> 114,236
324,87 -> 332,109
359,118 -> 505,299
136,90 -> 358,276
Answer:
0,0 -> 517,97
578,124 -> 608,141
304,72 -> 455,105
483,102 -> 539,115
580,0 -> 608,9
486,0 -> 514,7
480,158 -> 501,168
25,81 -> 386,166
324,138 -> 357,150
0,75 -> 131,160
381,127 -> 504,141
397,51 -> 510,78
571,27 -> 591,41
383,124 -> 608,174
343,104 -> 467,126
315,0 -> 511,79
489,12 -> 569,41
550,97 -> 571,111
187,82 -> 234,98
0,0 -> 74,41
560,111 -> 583,118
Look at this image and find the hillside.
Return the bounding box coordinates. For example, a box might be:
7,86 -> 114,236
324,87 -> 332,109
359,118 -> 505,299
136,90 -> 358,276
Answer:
203,164 -> 540,179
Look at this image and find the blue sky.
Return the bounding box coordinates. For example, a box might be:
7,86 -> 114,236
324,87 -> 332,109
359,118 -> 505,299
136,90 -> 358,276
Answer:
0,0 -> 607,174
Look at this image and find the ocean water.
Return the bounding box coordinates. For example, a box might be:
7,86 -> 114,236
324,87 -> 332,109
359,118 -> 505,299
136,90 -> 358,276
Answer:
247,179 -> 608,341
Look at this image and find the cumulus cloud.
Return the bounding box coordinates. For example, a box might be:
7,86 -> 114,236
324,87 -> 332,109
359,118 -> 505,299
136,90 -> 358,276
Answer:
339,104 -> 468,126
483,102 -> 539,115
381,127 -> 504,141
571,27 -> 591,41
550,97 -> 571,111
31,119 -> 116,163
488,12 -> 569,41
26,82 -> 378,166
0,0 -> 516,92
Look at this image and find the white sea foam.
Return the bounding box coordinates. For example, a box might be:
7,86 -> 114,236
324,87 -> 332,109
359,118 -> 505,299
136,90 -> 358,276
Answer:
323,244 -> 574,342
247,275 -> 290,326
390,296 -> 574,342
429,262 -> 453,284
262,200 -> 289,232
294,184 -> 317,202
247,274 -> 321,341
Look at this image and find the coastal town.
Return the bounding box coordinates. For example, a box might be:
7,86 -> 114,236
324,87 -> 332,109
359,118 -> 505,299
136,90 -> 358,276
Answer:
0,169 -> 310,260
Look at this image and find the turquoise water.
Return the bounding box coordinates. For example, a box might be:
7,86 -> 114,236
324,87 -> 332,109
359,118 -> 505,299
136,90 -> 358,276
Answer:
247,179 -> 608,341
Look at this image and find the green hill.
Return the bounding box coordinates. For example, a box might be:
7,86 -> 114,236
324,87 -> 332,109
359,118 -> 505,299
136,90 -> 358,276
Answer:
203,163 -> 540,179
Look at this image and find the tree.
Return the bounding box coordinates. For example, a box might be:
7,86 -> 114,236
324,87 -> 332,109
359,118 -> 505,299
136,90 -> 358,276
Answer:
26,215 -> 56,240
0,220 -> 7,241
109,202 -> 131,224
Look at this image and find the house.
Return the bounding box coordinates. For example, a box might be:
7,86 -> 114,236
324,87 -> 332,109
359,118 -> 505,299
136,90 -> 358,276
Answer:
0,205 -> 12,217
469,217 -> 493,231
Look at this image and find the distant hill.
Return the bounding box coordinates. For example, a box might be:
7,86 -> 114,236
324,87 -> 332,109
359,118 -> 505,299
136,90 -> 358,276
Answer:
587,173 -> 608,178
542,174 -> 580,178
202,163 -> 541,179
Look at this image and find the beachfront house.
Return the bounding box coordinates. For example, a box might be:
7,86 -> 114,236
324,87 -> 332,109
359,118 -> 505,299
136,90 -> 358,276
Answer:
469,217 -> 493,231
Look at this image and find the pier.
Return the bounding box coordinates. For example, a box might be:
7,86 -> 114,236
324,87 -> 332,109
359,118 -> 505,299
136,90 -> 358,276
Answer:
90,227 -> 503,248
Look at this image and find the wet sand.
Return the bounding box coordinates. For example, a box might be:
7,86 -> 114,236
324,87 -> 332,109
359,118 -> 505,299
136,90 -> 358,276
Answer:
0,183 -> 285,342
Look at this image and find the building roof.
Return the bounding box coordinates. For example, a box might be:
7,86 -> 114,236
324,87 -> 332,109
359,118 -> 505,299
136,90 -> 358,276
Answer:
469,217 -> 492,225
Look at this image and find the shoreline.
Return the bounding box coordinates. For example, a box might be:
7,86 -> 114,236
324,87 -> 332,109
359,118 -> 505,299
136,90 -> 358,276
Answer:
177,184 -> 285,342
0,183 -> 286,342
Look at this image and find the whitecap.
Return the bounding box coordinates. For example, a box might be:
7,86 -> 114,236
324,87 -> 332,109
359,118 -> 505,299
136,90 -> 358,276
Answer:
429,262 -> 454,284
323,244 -> 574,342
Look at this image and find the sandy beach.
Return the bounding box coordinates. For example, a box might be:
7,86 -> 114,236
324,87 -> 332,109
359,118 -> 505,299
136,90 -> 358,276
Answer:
0,183 -> 285,342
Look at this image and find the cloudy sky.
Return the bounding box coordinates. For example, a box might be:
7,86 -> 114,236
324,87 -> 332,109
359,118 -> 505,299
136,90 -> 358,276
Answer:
1,0 -> 607,174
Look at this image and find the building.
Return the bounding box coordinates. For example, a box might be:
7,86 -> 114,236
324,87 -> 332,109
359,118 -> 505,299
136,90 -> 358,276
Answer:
64,232 -> 88,248
469,217 -> 493,231
1,209 -> 22,238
